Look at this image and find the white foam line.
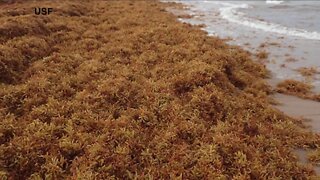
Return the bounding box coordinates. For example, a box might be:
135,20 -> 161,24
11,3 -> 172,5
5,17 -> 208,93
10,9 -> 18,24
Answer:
212,2 -> 320,41
266,0 -> 284,5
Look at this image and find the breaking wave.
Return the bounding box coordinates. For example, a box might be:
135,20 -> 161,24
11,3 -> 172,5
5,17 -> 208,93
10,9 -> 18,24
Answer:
210,2 -> 320,40
266,0 -> 284,5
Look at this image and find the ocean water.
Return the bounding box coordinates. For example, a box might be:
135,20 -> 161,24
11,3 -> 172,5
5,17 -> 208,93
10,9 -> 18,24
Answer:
167,1 -> 320,172
168,0 -> 320,91
218,1 -> 320,40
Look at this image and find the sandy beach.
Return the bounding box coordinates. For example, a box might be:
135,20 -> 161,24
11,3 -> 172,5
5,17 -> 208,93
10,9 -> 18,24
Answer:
168,0 -> 320,175
0,0 -> 320,179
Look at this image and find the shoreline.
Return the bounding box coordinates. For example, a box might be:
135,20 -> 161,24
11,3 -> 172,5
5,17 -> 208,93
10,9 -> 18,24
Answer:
169,1 -> 320,89
167,0 -> 320,175
167,0 -> 320,135
272,93 -> 320,174
0,0 -> 319,178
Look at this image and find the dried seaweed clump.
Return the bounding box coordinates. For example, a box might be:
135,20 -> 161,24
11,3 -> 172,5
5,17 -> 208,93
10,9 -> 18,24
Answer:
255,50 -> 269,59
296,67 -> 319,77
0,0 -> 319,179
276,79 -> 313,96
276,79 -> 320,102
308,149 -> 320,165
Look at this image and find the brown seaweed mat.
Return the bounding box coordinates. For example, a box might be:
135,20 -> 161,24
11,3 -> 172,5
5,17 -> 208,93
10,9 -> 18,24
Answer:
0,0 -> 319,179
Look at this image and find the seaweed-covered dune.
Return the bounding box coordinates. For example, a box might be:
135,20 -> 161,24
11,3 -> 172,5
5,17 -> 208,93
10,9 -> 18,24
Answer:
0,0 -> 319,179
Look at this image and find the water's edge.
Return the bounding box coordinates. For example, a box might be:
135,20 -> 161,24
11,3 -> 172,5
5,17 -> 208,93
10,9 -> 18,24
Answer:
166,1 -> 320,175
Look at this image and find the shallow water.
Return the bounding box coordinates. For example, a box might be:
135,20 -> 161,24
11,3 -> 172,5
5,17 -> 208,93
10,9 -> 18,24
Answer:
168,0 -> 320,90
246,2 -> 320,32
273,93 -> 320,133
271,90 -> 320,174
166,0 -> 320,174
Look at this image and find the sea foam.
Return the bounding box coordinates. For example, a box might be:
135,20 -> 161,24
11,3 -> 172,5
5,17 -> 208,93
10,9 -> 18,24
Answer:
266,0 -> 284,5
209,2 -> 320,41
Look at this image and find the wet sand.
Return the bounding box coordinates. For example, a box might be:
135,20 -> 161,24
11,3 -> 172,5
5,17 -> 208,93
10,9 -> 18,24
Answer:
166,0 -> 320,134
167,0 -> 320,130
272,93 -> 320,174
1,1 -> 319,178
167,1 -> 320,174
166,1 -> 320,90
273,93 -> 320,133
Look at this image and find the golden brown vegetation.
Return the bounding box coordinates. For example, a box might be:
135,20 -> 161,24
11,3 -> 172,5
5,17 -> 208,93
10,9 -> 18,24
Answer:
276,79 -> 313,96
276,79 -> 320,102
309,149 -> 320,165
296,67 -> 320,77
255,50 -> 269,60
0,0 -> 320,179
177,14 -> 194,19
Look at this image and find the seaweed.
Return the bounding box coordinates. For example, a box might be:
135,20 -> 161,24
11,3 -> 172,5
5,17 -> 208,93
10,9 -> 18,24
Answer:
276,79 -> 320,102
255,50 -> 269,60
276,79 -> 313,96
296,67 -> 319,77
0,0 -> 319,179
